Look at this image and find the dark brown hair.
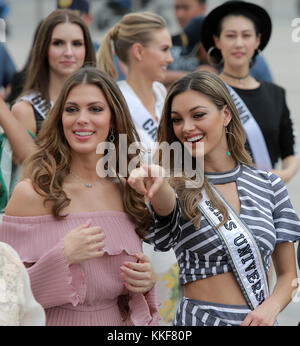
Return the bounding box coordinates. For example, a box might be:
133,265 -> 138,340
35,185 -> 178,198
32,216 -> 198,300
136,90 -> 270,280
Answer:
24,67 -> 153,239
23,9 -> 96,103
157,71 -> 252,228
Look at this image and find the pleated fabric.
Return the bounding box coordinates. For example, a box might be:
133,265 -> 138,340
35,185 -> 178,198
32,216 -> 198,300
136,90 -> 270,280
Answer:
0,210 -> 160,326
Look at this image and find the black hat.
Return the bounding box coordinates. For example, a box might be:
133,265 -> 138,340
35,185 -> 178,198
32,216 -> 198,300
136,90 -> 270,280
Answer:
201,1 -> 272,63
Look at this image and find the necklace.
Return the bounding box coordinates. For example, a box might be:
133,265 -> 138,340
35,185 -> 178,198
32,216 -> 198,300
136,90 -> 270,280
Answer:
70,170 -> 99,188
222,71 -> 250,84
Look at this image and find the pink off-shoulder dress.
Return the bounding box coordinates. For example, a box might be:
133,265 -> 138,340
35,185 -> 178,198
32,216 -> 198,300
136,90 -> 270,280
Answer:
0,210 -> 160,326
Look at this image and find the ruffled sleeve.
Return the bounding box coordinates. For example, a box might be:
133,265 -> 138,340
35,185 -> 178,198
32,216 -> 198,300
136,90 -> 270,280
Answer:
117,286 -> 160,326
270,173 -> 300,243
27,239 -> 86,309
128,286 -> 160,326
0,215 -> 86,309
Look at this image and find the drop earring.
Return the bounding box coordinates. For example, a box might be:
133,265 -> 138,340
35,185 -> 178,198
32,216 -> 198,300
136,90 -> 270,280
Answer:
108,128 -> 115,142
225,127 -> 231,157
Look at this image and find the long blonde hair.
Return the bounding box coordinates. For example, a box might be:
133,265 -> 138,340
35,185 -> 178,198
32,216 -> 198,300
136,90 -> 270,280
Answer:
157,71 -> 253,228
24,67 -> 153,239
97,11 -> 166,79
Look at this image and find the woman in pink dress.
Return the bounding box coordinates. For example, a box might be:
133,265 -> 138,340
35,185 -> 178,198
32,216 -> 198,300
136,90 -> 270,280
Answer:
0,66 -> 159,326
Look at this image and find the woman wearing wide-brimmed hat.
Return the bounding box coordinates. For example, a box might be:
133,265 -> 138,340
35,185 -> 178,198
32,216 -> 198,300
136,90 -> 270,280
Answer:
201,0 -> 299,182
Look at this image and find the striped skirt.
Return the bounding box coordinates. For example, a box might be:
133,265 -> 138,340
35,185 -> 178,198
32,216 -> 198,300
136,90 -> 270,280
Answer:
173,297 -> 251,326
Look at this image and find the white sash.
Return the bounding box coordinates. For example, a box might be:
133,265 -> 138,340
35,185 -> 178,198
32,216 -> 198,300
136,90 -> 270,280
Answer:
119,83 -> 158,142
198,185 -> 269,310
227,85 -> 272,170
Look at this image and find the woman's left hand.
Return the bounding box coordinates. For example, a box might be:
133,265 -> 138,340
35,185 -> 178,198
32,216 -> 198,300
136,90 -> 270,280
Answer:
241,299 -> 280,326
120,253 -> 157,293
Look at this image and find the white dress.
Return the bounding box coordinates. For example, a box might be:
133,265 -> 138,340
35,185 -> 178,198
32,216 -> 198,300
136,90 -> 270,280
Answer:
118,80 -> 180,325
0,242 -> 45,326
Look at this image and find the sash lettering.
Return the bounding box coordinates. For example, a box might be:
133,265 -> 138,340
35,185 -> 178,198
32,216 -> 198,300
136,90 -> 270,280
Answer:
199,185 -> 269,310
226,85 -> 272,170
143,119 -> 158,140
234,234 -> 265,303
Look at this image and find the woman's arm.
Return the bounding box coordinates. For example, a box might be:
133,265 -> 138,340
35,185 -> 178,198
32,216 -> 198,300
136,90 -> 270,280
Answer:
128,164 -> 182,251
241,242 -> 298,326
271,155 -> 300,183
0,99 -> 36,164
128,164 -> 176,216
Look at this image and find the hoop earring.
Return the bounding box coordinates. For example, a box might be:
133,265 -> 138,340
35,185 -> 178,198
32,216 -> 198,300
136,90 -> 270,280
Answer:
108,128 -> 115,142
207,46 -> 223,67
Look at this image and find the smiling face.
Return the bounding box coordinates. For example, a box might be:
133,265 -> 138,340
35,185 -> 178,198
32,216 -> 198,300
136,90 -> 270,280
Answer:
170,89 -> 231,159
214,15 -> 261,70
139,28 -> 173,82
62,83 -> 112,158
48,22 -> 86,78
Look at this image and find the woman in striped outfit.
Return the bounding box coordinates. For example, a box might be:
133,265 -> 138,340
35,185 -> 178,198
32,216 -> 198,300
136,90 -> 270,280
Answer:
128,71 -> 300,326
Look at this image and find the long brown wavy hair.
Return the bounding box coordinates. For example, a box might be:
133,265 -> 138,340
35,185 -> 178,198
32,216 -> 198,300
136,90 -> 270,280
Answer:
156,71 -> 253,228
22,9 -> 96,104
24,67 -> 153,239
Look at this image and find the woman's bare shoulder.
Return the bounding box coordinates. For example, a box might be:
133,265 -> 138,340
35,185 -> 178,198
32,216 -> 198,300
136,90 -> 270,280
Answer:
11,101 -> 36,134
11,100 -> 34,116
5,179 -> 49,217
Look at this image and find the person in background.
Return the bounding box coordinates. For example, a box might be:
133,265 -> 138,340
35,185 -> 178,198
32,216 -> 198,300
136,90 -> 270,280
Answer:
57,0 -> 93,27
127,71 -> 300,326
97,11 -> 180,325
98,11 -> 173,153
172,0 -> 207,44
221,0 -> 273,83
0,66 -> 159,326
165,0 -> 208,88
0,23 -> 41,213
57,0 -> 127,80
0,241 -> 45,326
0,42 -> 16,100
166,15 -> 218,89
165,0 -> 273,88
11,9 -> 95,147
201,0 -> 299,182
6,21 -> 43,107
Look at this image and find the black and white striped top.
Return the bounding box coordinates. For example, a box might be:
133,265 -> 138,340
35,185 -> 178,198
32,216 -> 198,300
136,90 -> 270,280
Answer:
146,164 -> 300,286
